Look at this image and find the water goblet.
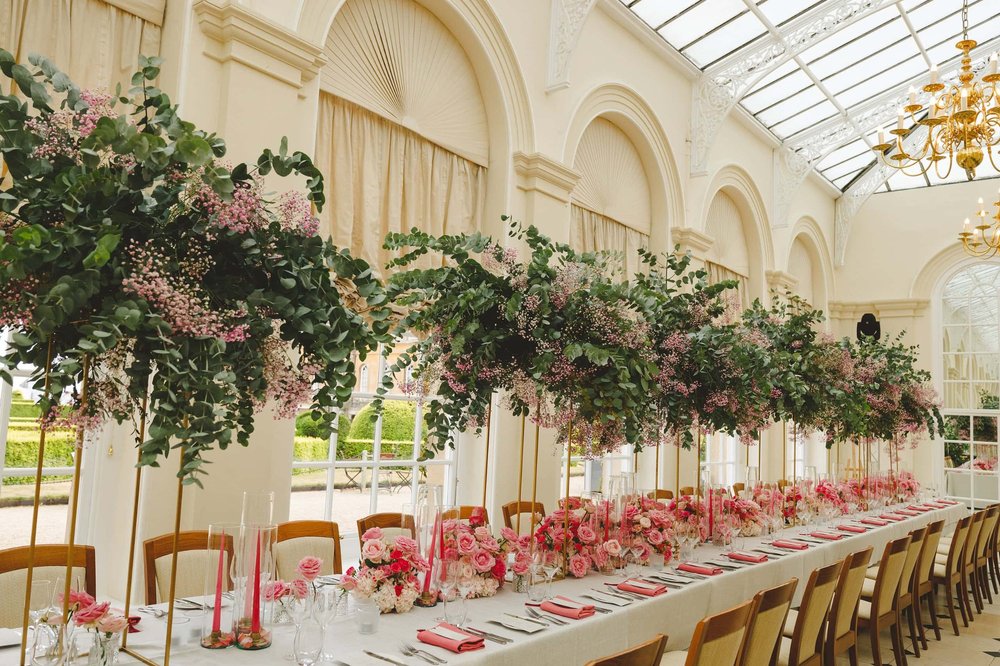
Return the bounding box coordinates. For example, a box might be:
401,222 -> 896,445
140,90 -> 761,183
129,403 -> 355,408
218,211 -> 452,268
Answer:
541,552 -> 561,599
293,617 -> 323,666
628,541 -> 645,575
313,587 -> 338,663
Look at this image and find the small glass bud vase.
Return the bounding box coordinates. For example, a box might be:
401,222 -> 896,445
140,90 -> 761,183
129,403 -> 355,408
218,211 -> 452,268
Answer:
87,631 -> 119,666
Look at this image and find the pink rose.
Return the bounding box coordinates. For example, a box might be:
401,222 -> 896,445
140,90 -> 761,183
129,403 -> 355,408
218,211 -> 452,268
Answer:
577,524 -> 597,544
512,552 -> 531,576
646,529 -> 664,546
568,554 -> 589,578
474,526 -> 490,541
479,535 -> 499,552
469,507 -> 487,527
263,580 -> 289,602
603,539 -> 622,557
500,527 -> 519,543
456,532 -> 477,554
592,547 -> 608,568
74,602 -> 110,626
296,556 -> 323,582
96,614 -> 129,634
471,550 -> 495,573
361,527 -> 383,541
361,539 -> 386,562
290,578 -> 309,599
56,590 -> 95,610
338,574 -> 357,592
394,536 -> 418,555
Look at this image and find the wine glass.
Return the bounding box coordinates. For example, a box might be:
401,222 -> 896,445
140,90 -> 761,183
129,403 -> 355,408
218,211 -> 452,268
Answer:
29,579 -> 52,630
437,562 -> 460,623
312,587 -> 338,663
293,618 -> 323,666
285,592 -> 313,661
628,540 -> 645,576
541,552 -> 562,599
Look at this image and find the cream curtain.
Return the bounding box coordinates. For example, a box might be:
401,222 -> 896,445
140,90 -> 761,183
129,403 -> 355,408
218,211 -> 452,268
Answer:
706,260 -> 750,313
570,205 -> 649,279
0,0 -> 163,93
315,94 -> 485,274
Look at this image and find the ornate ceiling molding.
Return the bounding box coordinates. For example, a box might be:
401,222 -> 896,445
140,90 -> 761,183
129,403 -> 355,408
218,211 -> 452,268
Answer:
547,0 -> 599,92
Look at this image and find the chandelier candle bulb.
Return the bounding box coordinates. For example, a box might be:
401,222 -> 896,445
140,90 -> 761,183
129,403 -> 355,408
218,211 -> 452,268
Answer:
931,64 -> 939,85
897,107 -> 905,130
908,86 -> 917,107
877,129 -> 886,146
991,53 -> 998,76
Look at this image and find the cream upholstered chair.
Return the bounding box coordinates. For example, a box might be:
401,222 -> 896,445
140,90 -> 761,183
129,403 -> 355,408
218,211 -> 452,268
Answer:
862,527 -> 924,661
776,560 -> 842,666
960,509 -> 987,616
143,531 -> 233,605
858,535 -> 911,666
660,600 -> 754,666
501,501 -> 545,535
441,506 -> 489,525
276,521 -> 342,580
933,514 -> 972,635
0,544 -> 96,628
824,546 -> 874,666
731,483 -> 745,498
734,577 -> 798,666
356,513 -> 415,548
915,519 -> 945,646
584,633 -> 667,666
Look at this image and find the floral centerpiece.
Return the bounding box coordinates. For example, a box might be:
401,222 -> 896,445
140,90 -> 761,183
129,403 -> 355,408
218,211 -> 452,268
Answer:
666,495 -> 708,542
532,503 -> 602,578
895,472 -> 920,501
259,556 -> 323,632
724,497 -> 765,537
47,592 -> 128,666
813,480 -> 846,515
620,496 -> 674,564
340,528 -> 428,613
440,515 -> 513,598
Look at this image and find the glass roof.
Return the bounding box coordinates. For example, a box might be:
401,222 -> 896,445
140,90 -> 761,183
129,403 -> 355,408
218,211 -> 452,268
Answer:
621,0 -> 1000,192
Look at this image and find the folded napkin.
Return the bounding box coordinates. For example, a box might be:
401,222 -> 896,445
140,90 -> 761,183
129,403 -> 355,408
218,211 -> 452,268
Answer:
878,514 -> 904,522
809,531 -> 844,541
727,551 -> 767,563
540,596 -> 596,619
861,517 -> 889,526
907,505 -> 931,512
924,502 -> 950,509
936,499 -> 960,505
127,616 -> 141,633
417,623 -> 486,653
895,509 -> 920,517
838,524 -> 867,533
617,579 -> 668,596
771,539 -> 809,551
678,562 -> 724,575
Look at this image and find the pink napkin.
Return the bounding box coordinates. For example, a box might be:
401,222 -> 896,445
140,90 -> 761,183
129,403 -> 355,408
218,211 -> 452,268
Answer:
937,499 -> 959,505
127,616 -> 141,633
540,596 -> 596,619
617,579 -> 668,596
924,502 -> 950,509
838,524 -> 867,533
771,539 -> 809,551
417,623 -> 485,653
809,531 -> 844,541
727,551 -> 767,563
894,509 -> 919,517
879,514 -> 904,522
861,517 -> 889,526
678,562 -> 724,575
907,505 -> 931,512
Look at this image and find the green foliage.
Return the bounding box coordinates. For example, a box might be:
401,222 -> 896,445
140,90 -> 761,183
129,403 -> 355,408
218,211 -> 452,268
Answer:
0,51 -> 388,484
347,401 -> 420,457
3,425 -> 75,484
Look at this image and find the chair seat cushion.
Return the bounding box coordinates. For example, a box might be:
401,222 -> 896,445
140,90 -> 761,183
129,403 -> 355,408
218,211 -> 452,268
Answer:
860,577 -> 876,599
659,649 -> 688,666
933,562 -> 950,579
858,599 -> 872,621
782,609 -> 797,638
775,636 -> 791,666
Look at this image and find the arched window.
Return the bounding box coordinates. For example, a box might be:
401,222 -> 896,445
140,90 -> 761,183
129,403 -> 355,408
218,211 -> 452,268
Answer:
940,263 -> 1000,505
705,191 -> 751,312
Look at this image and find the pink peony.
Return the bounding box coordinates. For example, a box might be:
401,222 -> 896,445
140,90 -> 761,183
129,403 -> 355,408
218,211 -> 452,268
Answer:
96,614 -> 129,634
361,539 -> 387,562
289,578 -> 309,599
577,524 -> 597,544
394,536 -> 418,555
361,527 -> 383,541
603,539 -> 622,557
471,550 -> 495,573
296,556 -> 323,582
74,602 -> 110,626
568,554 -> 590,578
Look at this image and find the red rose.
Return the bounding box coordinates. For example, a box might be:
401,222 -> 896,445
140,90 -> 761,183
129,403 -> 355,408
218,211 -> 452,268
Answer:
390,550 -> 402,560
491,558 -> 506,579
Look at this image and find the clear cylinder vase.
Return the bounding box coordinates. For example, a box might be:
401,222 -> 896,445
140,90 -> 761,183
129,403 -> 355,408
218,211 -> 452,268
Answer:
232,524 -> 276,650
201,523 -> 238,649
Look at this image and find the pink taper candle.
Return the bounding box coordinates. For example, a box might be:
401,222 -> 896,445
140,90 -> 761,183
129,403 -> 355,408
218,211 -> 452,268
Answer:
250,530 -> 262,633
423,516 -> 438,595
212,531 -> 224,633
708,487 -> 714,541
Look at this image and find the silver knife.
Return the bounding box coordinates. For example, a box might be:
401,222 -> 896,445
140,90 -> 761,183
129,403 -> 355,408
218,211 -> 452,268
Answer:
363,651 -> 409,666
466,626 -> 512,644
592,587 -> 637,601
505,612 -> 548,626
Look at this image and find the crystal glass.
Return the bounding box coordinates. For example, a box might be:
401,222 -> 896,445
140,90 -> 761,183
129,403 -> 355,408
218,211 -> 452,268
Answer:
540,552 -> 561,599
29,579 -> 52,629
312,587 -> 339,663
627,540 -> 644,576
354,596 -> 379,635
293,618 -> 323,666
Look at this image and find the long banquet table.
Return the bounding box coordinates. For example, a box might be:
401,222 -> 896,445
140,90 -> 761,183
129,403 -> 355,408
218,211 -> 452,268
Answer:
2,502 -> 965,666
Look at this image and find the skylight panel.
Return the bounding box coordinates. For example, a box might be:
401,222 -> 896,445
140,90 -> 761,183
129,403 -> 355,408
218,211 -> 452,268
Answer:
798,6 -> 901,66
740,69 -> 812,111
658,0 -> 751,58
768,100 -> 839,138
833,172 -> 862,189
628,0 -> 694,33
815,138 -> 870,173
822,151 -> 877,183
883,168 -> 930,191
754,85 -> 825,126
821,41 -> 919,92
755,0 -> 825,28
834,55 -> 927,108
807,17 -> 911,80
906,0 -> 962,32
684,13 -> 768,67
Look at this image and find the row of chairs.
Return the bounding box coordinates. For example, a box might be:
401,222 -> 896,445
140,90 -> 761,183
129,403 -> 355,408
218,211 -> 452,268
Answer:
589,517 -> 956,666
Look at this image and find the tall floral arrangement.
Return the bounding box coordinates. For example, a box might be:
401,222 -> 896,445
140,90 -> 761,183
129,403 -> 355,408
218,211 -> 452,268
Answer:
0,52 -> 385,481
620,496 -> 674,562
340,528 -> 428,613
533,503 -> 603,578
380,222 -> 657,456
440,516 -> 512,598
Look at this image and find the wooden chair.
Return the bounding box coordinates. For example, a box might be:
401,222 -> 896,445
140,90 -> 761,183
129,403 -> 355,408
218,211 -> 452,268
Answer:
974,505 -> 999,605
143,531 -> 233,605
0,544 -> 96,629
858,535 -> 911,666
647,490 -> 674,501
958,510 -> 985,618
915,520 -> 945,646
777,560 -> 843,666
679,486 -> 695,497
933,514 -> 972,635
731,482 -> 745,497
824,546 -> 873,666
776,479 -> 789,492
584,633 -> 667,666
276,520 -> 342,579
989,506 -> 1000,596
660,600 -> 754,666
735,577 -> 798,666
441,506 -> 489,525
501,501 -> 545,535
868,526 -> 925,662
356,513 -> 415,548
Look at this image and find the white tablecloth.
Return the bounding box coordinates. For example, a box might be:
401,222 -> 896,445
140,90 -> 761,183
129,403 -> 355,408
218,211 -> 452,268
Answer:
3,502 -> 965,666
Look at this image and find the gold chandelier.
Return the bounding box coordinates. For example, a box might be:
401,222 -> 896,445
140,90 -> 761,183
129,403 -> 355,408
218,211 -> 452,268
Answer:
872,0 -> 1000,180
959,190 -> 1000,258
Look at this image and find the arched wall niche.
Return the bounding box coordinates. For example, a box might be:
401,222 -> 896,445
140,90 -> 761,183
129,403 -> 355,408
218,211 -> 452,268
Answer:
301,0 -> 533,239
788,215 -> 833,313
563,83 -> 682,253
700,164 -> 773,301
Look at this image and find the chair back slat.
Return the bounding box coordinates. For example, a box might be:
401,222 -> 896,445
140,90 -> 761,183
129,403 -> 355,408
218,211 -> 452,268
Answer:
898,527 -> 926,598
736,577 -> 798,666
687,600 -> 755,666
917,520 -> 944,586
829,547 -> 874,642
276,520 -> 342,577
584,633 -> 668,666
873,536 -> 911,614
500,501 -> 545,534
788,560 -> 842,665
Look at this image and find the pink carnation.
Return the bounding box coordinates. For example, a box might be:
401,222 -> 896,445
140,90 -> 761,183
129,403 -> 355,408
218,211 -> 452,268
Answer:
74,602 -> 110,626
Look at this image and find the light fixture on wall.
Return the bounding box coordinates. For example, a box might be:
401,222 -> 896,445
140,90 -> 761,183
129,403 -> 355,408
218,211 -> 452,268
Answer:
959,187 -> 1000,257
872,0 -> 1000,180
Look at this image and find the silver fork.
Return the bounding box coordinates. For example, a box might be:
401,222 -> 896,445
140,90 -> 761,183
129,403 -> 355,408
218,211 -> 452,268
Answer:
400,643 -> 446,664
526,606 -> 566,625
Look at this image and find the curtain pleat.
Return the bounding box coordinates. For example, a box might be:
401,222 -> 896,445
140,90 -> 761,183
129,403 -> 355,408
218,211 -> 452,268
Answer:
315,93 -> 485,274
569,205 -> 649,279
706,260 -> 750,313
